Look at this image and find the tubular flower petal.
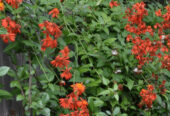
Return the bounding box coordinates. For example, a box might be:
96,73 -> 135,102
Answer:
49,8 -> 59,18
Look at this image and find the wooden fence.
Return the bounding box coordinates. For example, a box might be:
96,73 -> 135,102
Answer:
0,40 -> 24,116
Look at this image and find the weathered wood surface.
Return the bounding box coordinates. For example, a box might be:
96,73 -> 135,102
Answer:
0,40 -> 24,116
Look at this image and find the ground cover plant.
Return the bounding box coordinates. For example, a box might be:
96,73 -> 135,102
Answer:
0,0 -> 170,116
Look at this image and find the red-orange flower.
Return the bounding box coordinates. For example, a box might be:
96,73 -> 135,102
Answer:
59,114 -> 69,116
77,98 -> 88,109
125,2 -> 170,70
161,54 -> 170,70
60,46 -> 70,57
1,17 -> 21,33
71,83 -> 85,95
60,67 -> 72,80
147,84 -> 154,91
155,9 -> 162,17
39,21 -> 62,39
59,84 -> 89,116
51,55 -> 70,68
49,8 -> 59,18
5,0 -> 23,9
0,17 -> 21,43
59,98 -> 70,109
79,108 -> 90,116
39,21 -> 62,51
41,35 -> 58,51
0,1 -> 4,11
139,85 -> 157,108
109,0 -> 119,8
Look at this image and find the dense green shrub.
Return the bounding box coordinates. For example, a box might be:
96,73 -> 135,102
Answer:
0,0 -> 169,116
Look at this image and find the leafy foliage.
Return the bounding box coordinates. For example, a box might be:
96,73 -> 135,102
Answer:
0,0 -> 170,116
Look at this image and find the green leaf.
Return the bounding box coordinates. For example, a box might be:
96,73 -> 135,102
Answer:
4,42 -> 18,53
98,89 -> 111,96
114,93 -> 119,101
0,89 -> 12,98
127,79 -> 134,90
48,83 -> 55,92
95,112 -> 107,116
0,66 -> 10,77
156,95 -> 162,106
114,83 -> 118,91
113,27 -> 120,32
161,69 -> 170,77
86,79 -> 102,87
88,97 -> 104,107
144,111 -> 151,116
88,97 -> 95,112
41,108 -> 50,116
12,7 -> 24,14
78,64 -> 92,73
40,0 -> 57,4
10,80 -> 21,89
103,27 -> 109,35
16,94 -> 24,101
118,114 -> 128,116
113,107 -> 120,115
102,77 -> 110,86
104,38 -> 116,45
41,93 -> 50,103
69,70 -> 82,82
94,98 -> 104,107
22,40 -> 38,47
0,27 -> 7,34
96,0 -> 102,6
53,85 -> 66,96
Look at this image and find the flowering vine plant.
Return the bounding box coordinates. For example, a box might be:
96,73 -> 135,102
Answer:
0,0 -> 169,116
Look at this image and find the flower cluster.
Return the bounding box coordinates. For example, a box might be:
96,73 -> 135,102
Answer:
109,0 -> 119,8
161,54 -> 170,70
5,0 -> 23,9
0,17 -> 21,43
158,6 -> 170,30
51,46 -> 72,80
47,6 -> 89,115
59,83 -> 89,116
125,2 -> 170,70
39,8 -> 62,51
138,85 -> 157,108
39,21 -> 62,51
125,2 -> 151,35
